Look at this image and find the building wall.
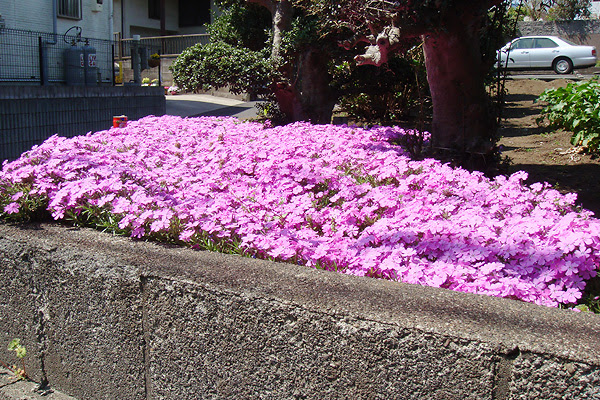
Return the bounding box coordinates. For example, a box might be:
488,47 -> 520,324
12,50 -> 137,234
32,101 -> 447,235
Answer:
125,0 -> 178,37
113,0 -> 216,38
0,0 -> 112,41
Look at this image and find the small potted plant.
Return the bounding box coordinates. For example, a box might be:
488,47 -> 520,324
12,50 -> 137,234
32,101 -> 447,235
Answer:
148,53 -> 160,68
167,85 -> 180,95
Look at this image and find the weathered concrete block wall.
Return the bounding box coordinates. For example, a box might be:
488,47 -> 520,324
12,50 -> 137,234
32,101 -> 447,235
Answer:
0,223 -> 598,400
518,20 -> 600,50
0,86 -> 165,162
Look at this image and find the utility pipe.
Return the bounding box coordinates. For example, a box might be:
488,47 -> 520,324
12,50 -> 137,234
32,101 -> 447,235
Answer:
50,0 -> 58,44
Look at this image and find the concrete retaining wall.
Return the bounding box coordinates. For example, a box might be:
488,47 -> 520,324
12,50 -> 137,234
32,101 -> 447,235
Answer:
0,222 -> 598,399
0,86 -> 165,162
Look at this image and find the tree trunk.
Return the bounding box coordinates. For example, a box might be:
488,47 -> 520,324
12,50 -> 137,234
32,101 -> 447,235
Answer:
266,0 -> 301,122
271,1 -> 336,124
272,49 -> 337,124
297,48 -> 337,124
271,0 -> 293,61
273,83 -> 305,123
423,12 -> 496,170
252,0 -> 337,124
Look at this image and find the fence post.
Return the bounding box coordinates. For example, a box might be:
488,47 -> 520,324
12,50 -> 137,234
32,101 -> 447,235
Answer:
158,52 -> 162,87
112,44 -> 115,86
38,36 -> 46,85
132,35 -> 141,84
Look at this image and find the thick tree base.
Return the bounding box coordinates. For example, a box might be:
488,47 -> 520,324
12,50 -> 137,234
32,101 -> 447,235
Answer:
431,146 -> 508,177
423,11 -> 499,173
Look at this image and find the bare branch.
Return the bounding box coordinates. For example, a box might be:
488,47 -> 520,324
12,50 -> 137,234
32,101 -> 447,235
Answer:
341,33 -> 376,50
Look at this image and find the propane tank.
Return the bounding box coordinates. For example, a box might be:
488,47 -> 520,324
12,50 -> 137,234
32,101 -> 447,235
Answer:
82,40 -> 98,86
63,44 -> 84,86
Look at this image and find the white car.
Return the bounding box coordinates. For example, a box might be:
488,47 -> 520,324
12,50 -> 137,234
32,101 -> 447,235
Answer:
497,36 -> 597,74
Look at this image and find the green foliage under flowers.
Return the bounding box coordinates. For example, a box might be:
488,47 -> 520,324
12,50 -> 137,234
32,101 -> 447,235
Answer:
0,182 -> 49,223
170,42 -> 272,96
572,294 -> 600,313
537,79 -> 600,154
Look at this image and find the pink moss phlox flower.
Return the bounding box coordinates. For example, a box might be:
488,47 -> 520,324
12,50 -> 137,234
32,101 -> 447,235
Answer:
3,202 -> 20,214
1,115 -> 599,308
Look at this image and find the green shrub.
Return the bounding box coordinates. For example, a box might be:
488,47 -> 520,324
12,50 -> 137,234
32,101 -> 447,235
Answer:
170,42 -> 272,96
537,79 -> 600,153
208,3 -> 271,51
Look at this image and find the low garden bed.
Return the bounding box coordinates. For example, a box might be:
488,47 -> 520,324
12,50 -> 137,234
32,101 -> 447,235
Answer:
1,115 -> 599,310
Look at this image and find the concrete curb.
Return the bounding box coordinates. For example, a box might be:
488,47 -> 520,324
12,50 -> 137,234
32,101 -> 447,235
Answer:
0,222 -> 598,399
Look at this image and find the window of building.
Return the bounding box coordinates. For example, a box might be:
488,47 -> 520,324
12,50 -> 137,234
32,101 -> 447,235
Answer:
149,0 -> 160,20
58,0 -> 81,19
179,0 -> 211,27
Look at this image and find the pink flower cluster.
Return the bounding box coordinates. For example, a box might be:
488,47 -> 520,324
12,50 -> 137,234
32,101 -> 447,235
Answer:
1,116 -> 599,307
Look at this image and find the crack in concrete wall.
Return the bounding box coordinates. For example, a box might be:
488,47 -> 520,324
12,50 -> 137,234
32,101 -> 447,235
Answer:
140,275 -> 152,400
492,347 -> 519,400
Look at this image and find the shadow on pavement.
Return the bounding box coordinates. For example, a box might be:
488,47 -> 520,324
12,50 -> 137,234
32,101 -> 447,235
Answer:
195,102 -> 260,120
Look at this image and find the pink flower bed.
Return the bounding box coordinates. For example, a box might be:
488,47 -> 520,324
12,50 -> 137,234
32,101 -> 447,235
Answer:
1,115 -> 599,307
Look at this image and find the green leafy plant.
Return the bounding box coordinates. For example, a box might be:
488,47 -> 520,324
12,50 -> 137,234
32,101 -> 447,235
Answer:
208,2 -> 271,51
333,48 -> 429,125
170,42 -> 272,97
536,79 -> 600,154
1,339 -> 27,381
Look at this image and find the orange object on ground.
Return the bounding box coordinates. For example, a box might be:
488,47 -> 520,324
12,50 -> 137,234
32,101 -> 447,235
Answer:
113,115 -> 127,128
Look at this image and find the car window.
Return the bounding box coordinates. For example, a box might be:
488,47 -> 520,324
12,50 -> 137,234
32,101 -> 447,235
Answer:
533,38 -> 558,48
511,38 -> 534,50
561,38 -> 578,46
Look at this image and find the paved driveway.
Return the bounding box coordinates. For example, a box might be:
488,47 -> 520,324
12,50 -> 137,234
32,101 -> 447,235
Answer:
165,93 -> 261,119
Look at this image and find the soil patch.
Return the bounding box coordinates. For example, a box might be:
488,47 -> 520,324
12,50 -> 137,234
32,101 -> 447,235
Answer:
499,78 -> 600,216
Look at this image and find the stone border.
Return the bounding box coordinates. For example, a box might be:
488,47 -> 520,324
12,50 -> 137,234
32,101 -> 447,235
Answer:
0,223 -> 598,399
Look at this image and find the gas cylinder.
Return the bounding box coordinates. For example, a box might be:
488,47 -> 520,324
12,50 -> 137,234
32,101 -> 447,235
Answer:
63,44 -> 84,86
82,41 -> 98,86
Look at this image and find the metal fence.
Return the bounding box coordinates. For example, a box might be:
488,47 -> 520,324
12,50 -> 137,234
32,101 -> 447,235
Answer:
117,34 -> 210,59
0,27 -> 115,85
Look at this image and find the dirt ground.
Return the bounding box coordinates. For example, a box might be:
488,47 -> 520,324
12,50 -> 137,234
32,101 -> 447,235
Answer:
499,78 -> 600,217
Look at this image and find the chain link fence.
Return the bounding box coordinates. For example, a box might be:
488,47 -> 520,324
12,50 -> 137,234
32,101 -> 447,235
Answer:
0,27 -> 115,85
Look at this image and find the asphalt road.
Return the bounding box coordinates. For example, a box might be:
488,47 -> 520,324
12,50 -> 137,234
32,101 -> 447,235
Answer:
165,93 -> 261,119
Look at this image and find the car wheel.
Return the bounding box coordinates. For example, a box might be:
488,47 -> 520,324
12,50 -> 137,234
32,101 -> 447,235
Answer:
553,57 -> 573,74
